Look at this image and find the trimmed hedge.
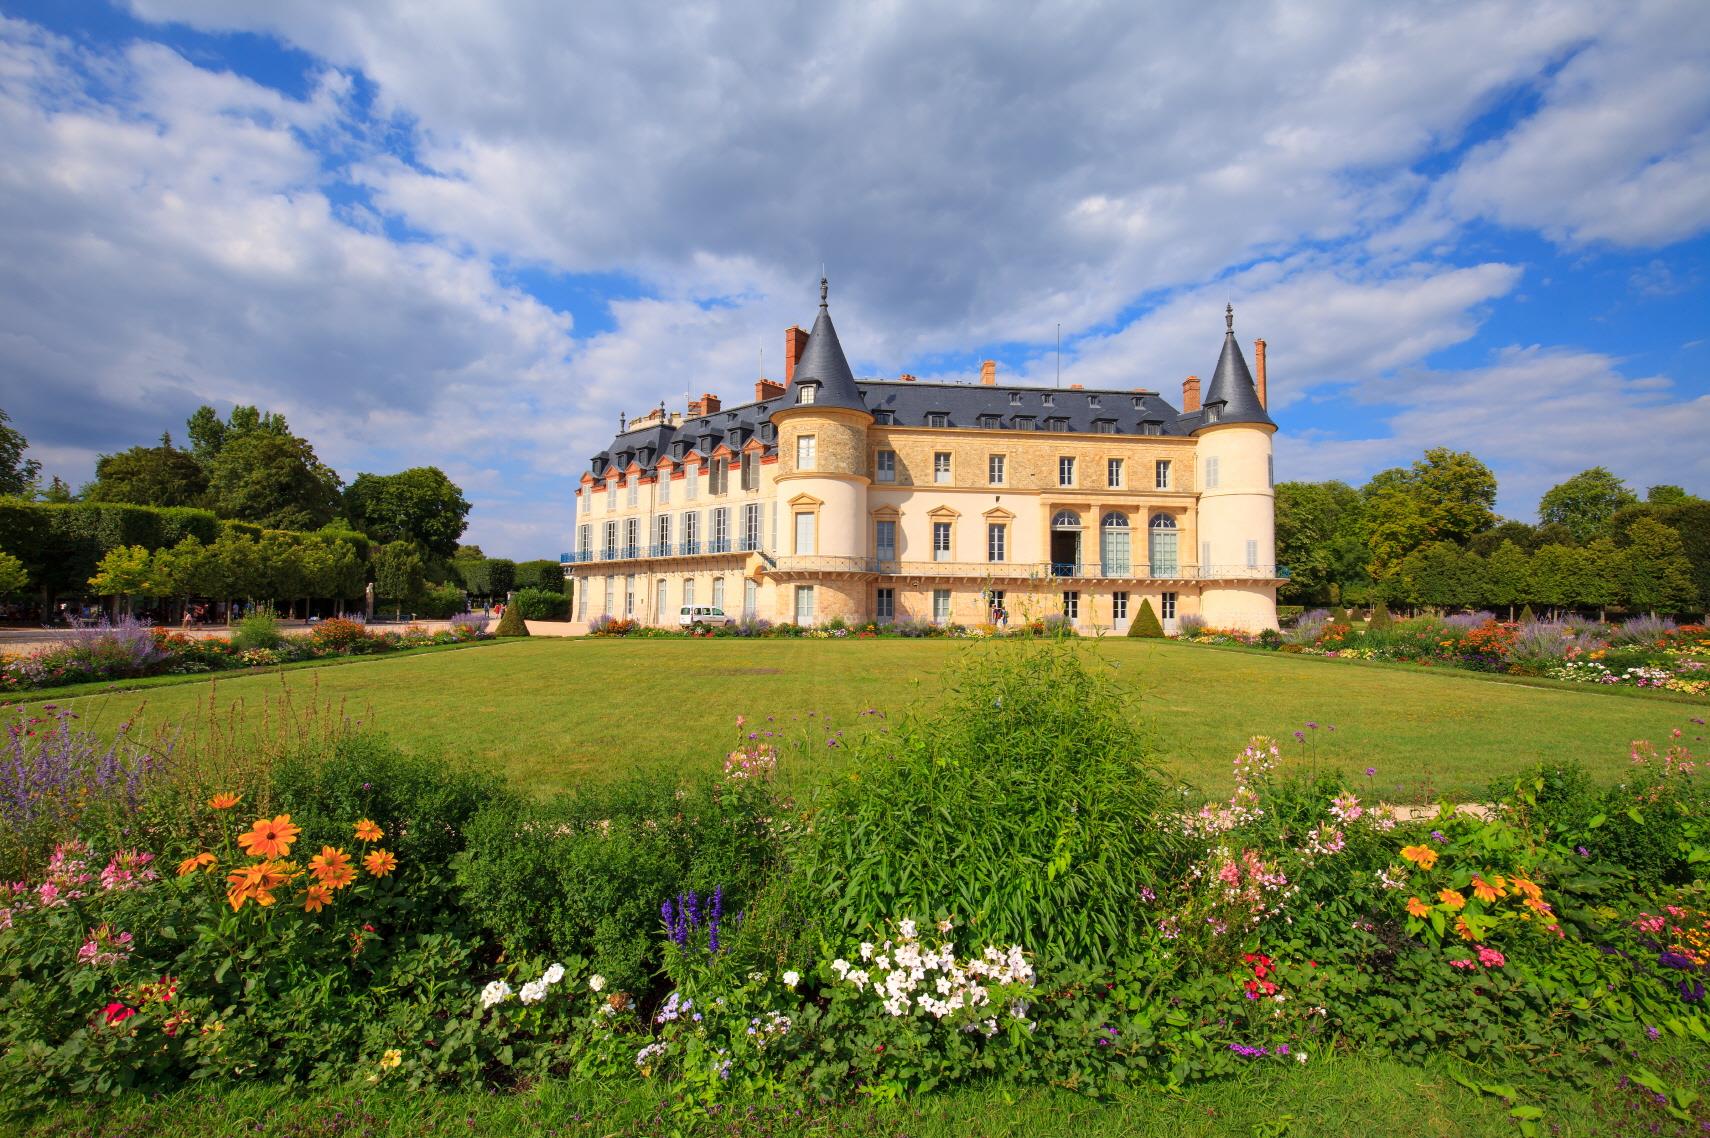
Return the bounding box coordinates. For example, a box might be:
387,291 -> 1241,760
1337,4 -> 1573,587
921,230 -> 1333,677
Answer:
1126,598 -> 1165,637
0,499 -> 220,596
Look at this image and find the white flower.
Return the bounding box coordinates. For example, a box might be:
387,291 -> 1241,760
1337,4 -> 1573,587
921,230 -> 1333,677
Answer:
937,918 -> 954,933
859,942 -> 874,961
830,958 -> 850,978
480,980 -> 512,1009
519,980 -> 548,1005
897,918 -> 918,939
782,970 -> 801,988
542,963 -> 565,985
588,974 -> 607,992
1296,1051 -> 1308,1064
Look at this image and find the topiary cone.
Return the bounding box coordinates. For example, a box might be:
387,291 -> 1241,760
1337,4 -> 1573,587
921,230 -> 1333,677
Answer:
1127,598 -> 1165,637
1518,603 -> 1536,625
1369,601 -> 1391,629
495,603 -> 528,637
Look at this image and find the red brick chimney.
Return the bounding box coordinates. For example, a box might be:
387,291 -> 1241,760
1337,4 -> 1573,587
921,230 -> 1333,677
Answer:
700,392 -> 721,414
1254,340 -> 1267,408
1182,375 -> 1201,413
1068,383 -> 1083,391
980,360 -> 996,386
899,373 -> 916,382
755,379 -> 784,401
784,326 -> 809,384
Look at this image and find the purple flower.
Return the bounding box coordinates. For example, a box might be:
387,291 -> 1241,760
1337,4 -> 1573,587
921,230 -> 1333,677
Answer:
1365,767 -> 1376,778
1645,1026 -> 1661,1039
1293,731 -> 1305,741
1431,830 -> 1446,843
1657,952 -> 1694,970
1577,846 -> 1591,858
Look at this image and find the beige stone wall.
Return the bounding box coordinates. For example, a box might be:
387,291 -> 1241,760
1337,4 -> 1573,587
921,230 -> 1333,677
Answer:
776,409 -> 869,479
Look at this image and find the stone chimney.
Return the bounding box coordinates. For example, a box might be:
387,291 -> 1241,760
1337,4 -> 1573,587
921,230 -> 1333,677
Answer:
784,326 -> 810,384
1254,339 -> 1267,408
899,373 -> 916,382
700,392 -> 721,414
1182,375 -> 1201,413
1068,383 -> 1083,391
980,360 -> 996,386
755,379 -> 784,402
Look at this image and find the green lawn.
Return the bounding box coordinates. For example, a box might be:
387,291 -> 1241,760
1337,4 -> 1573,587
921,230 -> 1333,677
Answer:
21,637 -> 1700,800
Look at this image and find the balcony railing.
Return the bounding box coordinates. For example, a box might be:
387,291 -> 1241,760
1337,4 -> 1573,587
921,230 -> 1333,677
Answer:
566,547 -> 1289,581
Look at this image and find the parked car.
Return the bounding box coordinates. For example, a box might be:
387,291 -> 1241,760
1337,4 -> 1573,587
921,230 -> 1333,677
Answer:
678,605 -> 736,628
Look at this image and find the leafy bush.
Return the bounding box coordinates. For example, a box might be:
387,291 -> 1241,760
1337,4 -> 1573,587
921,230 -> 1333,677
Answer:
308,616 -> 373,652
494,604 -> 527,637
1127,598 -> 1164,637
415,583 -> 468,619
231,608 -> 283,651
510,587 -> 569,621
788,642 -> 1179,965
1368,601 -> 1392,629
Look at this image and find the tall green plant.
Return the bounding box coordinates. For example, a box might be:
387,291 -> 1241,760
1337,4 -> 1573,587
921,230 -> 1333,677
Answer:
790,641 -> 1178,964
1126,597 -> 1164,637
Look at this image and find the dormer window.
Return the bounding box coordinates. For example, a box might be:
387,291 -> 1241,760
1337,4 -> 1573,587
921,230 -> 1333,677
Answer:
873,409 -> 895,425
1132,396 -> 1145,410
1046,416 -> 1068,432
1088,395 -> 1101,409
726,412 -> 738,424
672,441 -> 686,459
1202,404 -> 1222,424
797,383 -> 818,405
979,414 -> 1001,429
1012,415 -> 1035,429
1008,392 -> 1022,405
1093,419 -> 1117,434
1140,420 -> 1163,436
1041,394 -> 1054,407
926,412 -> 949,429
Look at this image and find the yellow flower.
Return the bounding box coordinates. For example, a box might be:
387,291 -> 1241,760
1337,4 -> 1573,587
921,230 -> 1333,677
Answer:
1471,875 -> 1507,903
1406,897 -> 1432,919
236,814 -> 301,860
353,819 -> 384,843
1454,915 -> 1479,942
1437,888 -> 1466,911
208,793 -> 243,810
363,848 -> 397,878
309,846 -> 357,890
302,884 -> 332,913
1400,845 -> 1439,871
1509,875 -> 1543,901
380,1048 -> 402,1070
176,852 -> 217,877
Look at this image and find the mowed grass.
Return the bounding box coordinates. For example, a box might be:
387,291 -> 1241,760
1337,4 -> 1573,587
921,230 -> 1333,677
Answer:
23,637 -> 1699,800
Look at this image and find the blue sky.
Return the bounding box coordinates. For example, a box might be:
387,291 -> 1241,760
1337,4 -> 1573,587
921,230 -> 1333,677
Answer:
1,0 -> 1707,556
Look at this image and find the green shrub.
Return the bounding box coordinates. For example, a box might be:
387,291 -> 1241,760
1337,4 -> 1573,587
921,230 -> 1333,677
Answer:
514,559 -> 565,593
415,583 -> 467,619
1369,601 -> 1392,629
510,586 -> 569,621
1519,603 -> 1536,623
1126,597 -> 1164,637
231,607 -> 283,650
789,641 -> 1179,964
494,603 -> 528,636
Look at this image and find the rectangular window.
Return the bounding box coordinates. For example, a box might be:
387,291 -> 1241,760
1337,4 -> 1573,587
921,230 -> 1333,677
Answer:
580,491 -> 589,515
711,507 -> 730,552
606,484 -> 615,512
740,451 -> 758,491
932,589 -> 951,624
656,579 -> 667,619
743,579 -> 757,619
1205,456 -> 1220,489
798,385 -> 817,404
658,471 -> 670,503
603,521 -> 617,559
625,518 -> 639,558
684,578 -> 696,606
1062,591 -> 1079,620
875,518 -> 896,561
1246,539 -> 1258,569
1107,458 -> 1124,488
656,514 -> 670,553
796,436 -> 816,470
603,575 -> 613,615
711,458 -> 729,495
627,480 -> 638,507
1113,591 -> 1129,620
686,465 -> 699,499
741,503 -> 761,552
1155,459 -> 1171,490
927,412 -> 949,428
875,587 -> 895,622
1161,591 -> 1177,620
1094,420 -> 1116,434
933,452 -> 951,484
578,524 -> 590,557
1201,541 -> 1211,572
624,575 -> 636,617
987,522 -> 1006,563
876,449 -> 896,482
683,511 -> 700,553
1268,454 -> 1275,488
988,454 -> 1006,485
794,512 -> 816,555
1058,456 -> 1075,487
987,590 -> 1006,619
794,585 -> 815,625
712,577 -> 725,609
932,521 -> 952,562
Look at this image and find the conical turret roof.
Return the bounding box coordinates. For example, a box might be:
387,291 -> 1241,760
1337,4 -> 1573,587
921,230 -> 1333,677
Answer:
787,278 -> 869,414
1198,304 -> 1274,430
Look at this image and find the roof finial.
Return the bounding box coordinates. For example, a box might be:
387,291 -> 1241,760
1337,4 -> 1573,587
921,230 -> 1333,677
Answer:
619,411 -> 627,430
819,274 -> 829,309
1225,302 -> 1234,334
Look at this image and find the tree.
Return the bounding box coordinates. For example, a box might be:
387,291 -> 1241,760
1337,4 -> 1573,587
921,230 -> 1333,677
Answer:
1363,449 -> 1497,579
1579,538 -> 1625,620
372,541 -> 426,608
1398,542 -> 1473,609
1645,484 -> 1701,506
1274,481 -> 1367,604
0,550 -> 26,595
1528,544 -> 1577,612
1484,540 -> 1532,619
0,408 -> 41,497
206,431 -> 342,531
88,545 -> 154,615
1126,598 -> 1164,637
1621,516 -> 1698,615
85,434 -> 209,508
1538,467 -> 1637,543
1469,520 -> 1540,557
40,476 -> 73,503
187,403 -> 292,466
342,467 -> 471,557
495,602 -> 528,637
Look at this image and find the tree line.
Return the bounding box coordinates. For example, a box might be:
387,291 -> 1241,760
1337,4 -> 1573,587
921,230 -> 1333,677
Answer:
1278,451 -> 1707,616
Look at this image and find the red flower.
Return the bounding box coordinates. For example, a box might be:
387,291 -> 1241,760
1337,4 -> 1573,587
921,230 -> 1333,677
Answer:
103,1002 -> 136,1025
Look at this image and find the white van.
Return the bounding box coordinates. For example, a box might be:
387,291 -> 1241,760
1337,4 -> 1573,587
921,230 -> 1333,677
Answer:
678,605 -> 736,628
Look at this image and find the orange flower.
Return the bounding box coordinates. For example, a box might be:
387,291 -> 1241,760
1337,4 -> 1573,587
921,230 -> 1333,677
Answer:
1454,915 -> 1479,942
1438,888 -> 1466,910
308,846 -> 357,890
362,848 -> 397,878
353,819 -> 383,843
1399,845 -> 1439,871
302,884 -> 332,913
1509,875 -> 1543,901
236,814 -> 301,860
1471,875 -> 1507,903
224,860 -> 298,911
1406,897 -> 1432,919
176,852 -> 217,877
1523,896 -> 1554,917
208,793 -> 243,810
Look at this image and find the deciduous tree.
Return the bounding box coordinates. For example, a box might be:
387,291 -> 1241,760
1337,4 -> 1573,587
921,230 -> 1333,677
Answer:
1538,467 -> 1637,543
343,467 -> 471,557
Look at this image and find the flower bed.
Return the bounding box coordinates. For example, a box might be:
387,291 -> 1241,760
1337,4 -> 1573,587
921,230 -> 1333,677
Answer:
1183,614 -> 1710,696
0,645 -> 1705,1128
0,614 -> 492,693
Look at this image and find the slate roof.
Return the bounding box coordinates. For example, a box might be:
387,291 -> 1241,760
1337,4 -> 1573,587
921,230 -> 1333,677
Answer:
784,279 -> 867,413
1198,305 -> 1275,430
856,381 -> 1191,435
589,401 -> 778,478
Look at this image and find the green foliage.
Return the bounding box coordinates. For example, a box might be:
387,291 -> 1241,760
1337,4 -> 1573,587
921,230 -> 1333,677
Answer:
791,642 -> 1178,965
1539,466 -> 1638,543
1273,480 -> 1368,604
1363,449 -> 1497,579
342,468 -> 470,558
415,583 -> 468,619
510,587 -> 569,621
494,603 -> 528,636
87,545 -> 155,606
0,550 -> 29,595
372,542 -> 426,605
1518,604 -> 1536,623
0,408 -> 41,498
454,557 -> 517,599
1127,597 -> 1164,637
1621,515 -> 1700,614
0,500 -> 221,599
514,560 -> 566,593
231,608 -> 284,651
1367,600 -> 1391,629
205,430 -> 341,531
84,436 -> 208,508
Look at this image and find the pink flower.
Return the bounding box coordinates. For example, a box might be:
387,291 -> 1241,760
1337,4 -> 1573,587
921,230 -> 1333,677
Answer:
102,1002 -> 136,1026
1449,958 -> 1477,970
1476,946 -> 1506,968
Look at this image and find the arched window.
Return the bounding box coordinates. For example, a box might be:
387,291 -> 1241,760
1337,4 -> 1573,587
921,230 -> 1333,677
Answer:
1148,514 -> 1179,576
1051,509 -> 1081,530
1100,513 -> 1131,576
